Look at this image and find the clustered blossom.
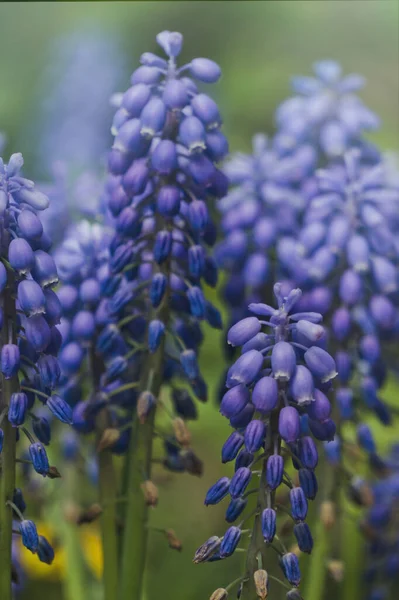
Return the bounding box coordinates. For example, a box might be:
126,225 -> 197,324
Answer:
195,284 -> 337,595
0,152 -> 70,562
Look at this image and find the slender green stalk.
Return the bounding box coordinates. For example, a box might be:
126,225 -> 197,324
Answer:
91,349 -> 119,600
341,505 -> 362,600
0,287 -> 18,600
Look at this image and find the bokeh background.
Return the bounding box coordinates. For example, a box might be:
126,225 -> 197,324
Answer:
0,2 -> 398,599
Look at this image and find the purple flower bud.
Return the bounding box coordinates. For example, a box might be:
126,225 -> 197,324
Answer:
290,487 -> 308,521
371,256 -> 397,294
189,58 -> 221,83
25,315 -> 51,352
295,319 -> 324,343
220,384 -> 250,418
157,185 -> 181,217
299,468 -> 318,500
339,269 -> 363,305
336,387 -> 353,420
188,154 -> 215,185
306,388 -> 331,422
279,406 -> 300,443
235,450 -> 254,471
1,344 -> 20,379
106,356 -> 128,382
294,522 -> 313,553
58,285 -> 79,314
188,245 -> 206,279
335,351 -> 352,384
116,207 -> 141,237
8,392 -> 28,426
188,199 -> 208,232
156,30 -> 183,58
357,423 -> 376,453
37,535 -> 55,565
308,418 -> 336,441
162,79 -> 188,109
261,508 -> 277,543
140,97 -> 166,138
148,319 -> 165,353
252,376 -> 279,414
266,454 -> 284,490
229,466 -> 252,498
332,307 -> 351,341
154,230 -> 172,264
220,526 -> 241,558
297,436 -> 318,469
191,93 -> 221,128
79,278 -> 101,305
18,210 -> 43,240
290,365 -> 315,405
226,350 -> 263,388
244,420 -> 266,453
71,311 -> 96,342
180,349 -> 199,380
360,335 -> 380,364
122,159 -> 149,196
59,342 -> 84,375
31,251 -> 58,288
227,317 -> 261,347
369,295 -> 396,330
151,140 -> 178,174
230,404 -> 255,430
205,131 -> 229,161
150,273 -> 167,308
122,83 -> 151,117
18,280 -> 46,316
347,234 -> 369,272
8,238 -> 34,274
46,395 -> 73,424
19,519 -> 39,553
13,187 -> 49,211
304,346 -> 337,383
205,477 -> 230,505
179,116 -> 206,153
222,432 -> 244,463
32,416 -> 51,445
225,497 -> 247,523
280,553 -> 301,587
110,242 -> 134,274
272,342 -> 297,382
29,442 -> 49,476
244,253 -> 269,288
187,286 -> 206,319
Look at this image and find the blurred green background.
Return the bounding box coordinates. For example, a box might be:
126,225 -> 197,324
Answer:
0,1 -> 398,599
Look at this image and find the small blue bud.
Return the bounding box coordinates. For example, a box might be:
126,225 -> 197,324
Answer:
220,385 -> 250,419
339,269 -> 363,305
18,280 -> 46,317
225,497 -> 247,523
189,58 -> 221,83
19,519 -> 39,553
116,207 -> 141,237
290,365 -> 315,406
151,140 -> 178,174
37,535 -> 55,564
332,307 -> 351,341
261,508 -> 277,542
150,273 -> 167,308
188,245 -> 206,279
156,30 -> 183,57
25,315 -> 51,352
148,319 -> 165,353
226,350 -> 263,388
162,79 -> 188,109
154,230 -> 172,264
297,436 -> 318,469
244,420 -> 266,453
106,355 -> 128,382
32,417 -> 51,445
205,477 -> 230,506
306,389 -> 331,422
157,185 -> 181,217
29,442 -> 49,476
110,242 -> 134,274
1,344 -> 20,379
57,285 -> 79,314
31,250 -> 58,287
294,522 -> 313,554
59,342 -> 84,375
280,552 -> 301,587
272,342 -> 297,382
229,466 -> 252,498
227,317 -> 261,348
12,488 -> 26,514
8,238 -> 34,274
187,286 -> 206,319
140,97 -> 167,138
308,418 -> 336,441
252,376 -> 278,414
8,393 -> 28,426
37,356 -> 61,390
335,350 -> 352,384
290,487 -> 308,521
179,116 -> 206,153
180,349 -> 199,380
17,210 -> 43,240
230,404 -> 255,429
71,310 -> 96,342
299,468 -> 318,500
172,389 -> 197,420
191,93 -> 221,128
46,395 -> 73,424
220,526 -> 241,558
235,449 -> 254,471
222,432 -> 244,463
357,423 -> 376,454
188,199 -> 208,232
304,347 -> 337,383
279,406 -> 300,443
43,289 -> 62,326
336,387 -> 353,420
122,83 -> 151,116
266,454 -> 284,490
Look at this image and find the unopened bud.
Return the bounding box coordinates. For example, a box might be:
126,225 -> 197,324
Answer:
173,417 -> 191,447
141,480 -> 158,507
183,450 -> 203,476
210,589 -> 228,600
166,528 -> 182,552
320,501 -> 335,530
254,569 -> 268,598
76,503 -> 102,525
327,560 -> 344,582
47,466 -> 62,479
137,391 -> 156,424
97,428 -> 120,451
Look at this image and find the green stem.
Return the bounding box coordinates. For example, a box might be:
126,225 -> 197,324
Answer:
0,287 -> 18,600
91,348 -> 119,600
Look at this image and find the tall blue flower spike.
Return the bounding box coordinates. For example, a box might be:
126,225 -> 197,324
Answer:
0,152 -> 66,599
275,60 -> 380,158
195,283 -> 337,598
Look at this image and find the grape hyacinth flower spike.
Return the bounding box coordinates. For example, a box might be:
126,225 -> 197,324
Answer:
0,153 -> 66,599
195,283 -> 337,599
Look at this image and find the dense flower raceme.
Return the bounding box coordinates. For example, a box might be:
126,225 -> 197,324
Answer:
275,60 -> 380,158
279,149 -> 399,426
0,152 -> 70,562
216,133 -> 316,325
195,284 -> 337,595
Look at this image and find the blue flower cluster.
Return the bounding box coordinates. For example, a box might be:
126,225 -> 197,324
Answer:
195,283 -> 337,594
0,152 -> 70,563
